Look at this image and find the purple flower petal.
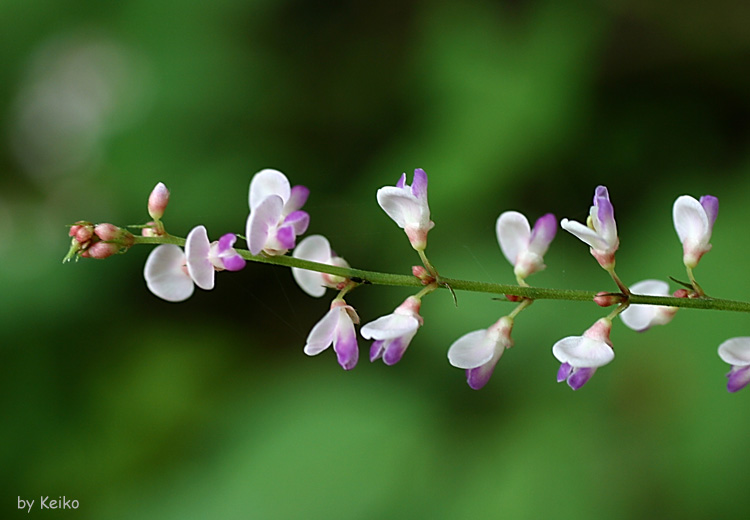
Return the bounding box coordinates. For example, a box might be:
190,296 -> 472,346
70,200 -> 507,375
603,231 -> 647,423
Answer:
285,185 -> 310,214
283,210 -> 310,236
410,168 -> 428,199
276,225 -> 296,251
557,362 -> 573,383
727,365 -> 750,393
217,233 -> 237,254
334,309 -> 359,370
567,367 -> 596,390
221,254 -> 246,272
395,173 -> 406,189
466,353 -> 501,390
699,195 -> 719,230
528,213 -> 557,256
383,337 -> 409,366
370,340 -> 385,362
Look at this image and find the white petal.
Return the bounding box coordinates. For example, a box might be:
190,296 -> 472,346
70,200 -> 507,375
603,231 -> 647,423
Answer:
447,329 -> 495,369
249,169 -> 291,210
185,225 -> 215,290
496,211 -> 530,267
246,195 -> 283,255
552,336 -> 614,368
560,219 -> 609,251
620,305 -> 659,332
718,337 -> 750,366
673,195 -> 709,245
144,244 -> 194,302
360,314 -> 419,340
292,235 -> 332,298
376,187 -> 420,229
620,279 -> 672,331
304,307 -> 339,356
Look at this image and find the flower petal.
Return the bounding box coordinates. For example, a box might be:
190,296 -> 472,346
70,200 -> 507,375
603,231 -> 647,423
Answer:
447,329 -> 495,369
249,169 -> 290,210
718,337 -> 750,366
383,335 -> 413,366
557,362 -> 573,383
370,340 -> 386,362
673,195 -> 709,246
466,348 -> 503,390
567,367 -> 596,390
144,244 -> 194,302
334,309 -> 359,370
283,210 -> 310,236
304,307 -> 339,356
528,213 -> 557,257
496,211 -> 531,267
376,187 -> 419,229
292,235 -> 333,298
560,219 -> 609,252
552,336 -> 614,368
620,279 -> 673,332
410,168 -> 428,199
593,186 -> 617,245
727,365 -> 750,393
360,314 -> 419,340
246,195 -> 283,255
699,195 -> 719,230
284,185 -> 310,215
185,225 -> 215,290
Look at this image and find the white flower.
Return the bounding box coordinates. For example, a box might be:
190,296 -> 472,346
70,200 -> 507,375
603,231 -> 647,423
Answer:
376,168 -> 434,251
291,235 -> 350,297
447,317 -> 514,390
361,296 -> 423,365
304,299 -> 360,370
553,318 -> 614,390
496,211 -> 557,280
673,194 -> 718,269
619,280 -> 678,332
246,169 -> 310,255
718,337 -> 750,393
561,185 -> 619,269
144,226 -> 245,302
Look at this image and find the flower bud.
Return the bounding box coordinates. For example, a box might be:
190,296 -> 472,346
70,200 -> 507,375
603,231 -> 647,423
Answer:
81,241 -> 120,259
148,182 -> 170,220
412,265 -> 435,285
593,291 -> 626,307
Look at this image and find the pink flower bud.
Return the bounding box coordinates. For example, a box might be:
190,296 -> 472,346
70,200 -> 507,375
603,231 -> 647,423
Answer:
593,291 -> 626,307
412,265 -> 434,285
148,182 -> 170,220
81,241 -> 120,259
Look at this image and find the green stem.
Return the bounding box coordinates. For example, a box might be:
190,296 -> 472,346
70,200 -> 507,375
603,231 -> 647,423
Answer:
130,235 -> 750,313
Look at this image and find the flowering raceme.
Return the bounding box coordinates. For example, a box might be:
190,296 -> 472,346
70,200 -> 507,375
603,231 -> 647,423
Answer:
144,226 -> 245,302
376,168 -> 434,251
673,194 -> 718,269
561,185 -> 619,270
246,169 -> 310,255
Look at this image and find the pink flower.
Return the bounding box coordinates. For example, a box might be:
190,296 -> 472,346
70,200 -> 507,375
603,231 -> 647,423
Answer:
360,296 -> 423,365
447,316 -> 514,390
552,318 -> 614,390
304,299 -> 360,370
561,186 -> 619,269
144,226 -> 245,302
376,168 -> 434,251
246,169 -> 310,256
673,194 -> 718,269
496,211 -> 557,281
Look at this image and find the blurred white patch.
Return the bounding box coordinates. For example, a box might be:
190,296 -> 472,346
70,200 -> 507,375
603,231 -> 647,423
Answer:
10,31 -> 153,182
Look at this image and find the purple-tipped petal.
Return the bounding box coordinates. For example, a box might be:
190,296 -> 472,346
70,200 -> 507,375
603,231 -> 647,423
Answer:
370,340 -> 385,362
557,362 -> 573,383
567,367 -> 596,390
283,210 -> 310,235
395,173 -> 407,189
247,195 -> 283,255
185,225 -> 215,290
594,186 -> 617,243
528,213 -> 557,256
285,185 -> 310,214
221,254 -> 246,272
727,365 -> 750,393
218,233 -> 237,253
699,195 -> 719,230
276,225 -> 296,251
334,310 -> 359,370
466,351 -> 502,390
410,168 -> 428,199
383,337 -> 409,366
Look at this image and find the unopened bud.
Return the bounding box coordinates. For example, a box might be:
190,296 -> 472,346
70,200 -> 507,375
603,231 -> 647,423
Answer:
594,291 -> 626,307
148,182 -> 170,220
504,294 -> 522,302
412,265 -> 435,285
673,289 -> 690,299
81,241 -> 121,259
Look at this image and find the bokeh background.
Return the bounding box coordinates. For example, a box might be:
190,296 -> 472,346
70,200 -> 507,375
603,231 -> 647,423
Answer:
3,1 -> 750,518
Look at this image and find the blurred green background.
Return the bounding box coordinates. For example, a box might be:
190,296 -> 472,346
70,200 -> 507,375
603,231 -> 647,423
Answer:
2,0 -> 750,518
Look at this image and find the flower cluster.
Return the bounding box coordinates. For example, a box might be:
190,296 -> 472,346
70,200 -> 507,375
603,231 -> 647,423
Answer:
67,168 -> 749,396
